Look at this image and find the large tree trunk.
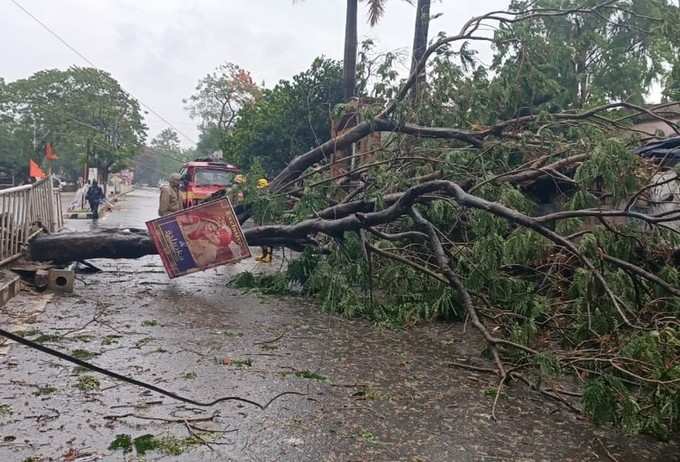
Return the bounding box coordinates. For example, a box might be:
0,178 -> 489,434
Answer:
343,0 -> 358,101
410,0 -> 431,100
28,228 -> 313,264
30,229 -> 157,263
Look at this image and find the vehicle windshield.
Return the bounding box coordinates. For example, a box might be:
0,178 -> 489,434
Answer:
193,169 -> 235,187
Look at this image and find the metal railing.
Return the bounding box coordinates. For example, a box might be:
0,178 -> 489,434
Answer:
0,176 -> 63,266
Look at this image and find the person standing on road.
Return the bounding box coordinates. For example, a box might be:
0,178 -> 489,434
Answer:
159,173 -> 183,216
85,180 -> 105,219
255,178 -> 273,263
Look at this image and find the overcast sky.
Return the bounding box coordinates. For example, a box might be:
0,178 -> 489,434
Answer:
3,0 -> 509,146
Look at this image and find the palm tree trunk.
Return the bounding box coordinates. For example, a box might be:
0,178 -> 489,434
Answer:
410,0 -> 431,100
343,0 -> 358,101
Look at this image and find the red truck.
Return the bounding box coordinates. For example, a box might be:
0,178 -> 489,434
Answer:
178,160 -> 241,208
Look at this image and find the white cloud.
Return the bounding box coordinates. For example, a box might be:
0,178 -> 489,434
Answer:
2,0 -> 508,146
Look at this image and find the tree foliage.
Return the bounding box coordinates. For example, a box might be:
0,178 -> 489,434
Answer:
222,58 -> 344,174
184,62 -> 260,134
0,67 -> 146,181
490,0 -> 680,116
227,0 -> 680,440
133,128 -> 193,186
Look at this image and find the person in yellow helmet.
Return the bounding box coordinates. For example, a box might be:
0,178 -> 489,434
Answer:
255,177 -> 273,263
230,174 -> 247,204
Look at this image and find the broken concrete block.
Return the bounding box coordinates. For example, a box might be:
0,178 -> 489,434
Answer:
34,269 -> 49,290
48,268 -> 74,293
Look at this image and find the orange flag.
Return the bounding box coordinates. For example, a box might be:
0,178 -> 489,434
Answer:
29,160 -> 46,179
45,143 -> 58,160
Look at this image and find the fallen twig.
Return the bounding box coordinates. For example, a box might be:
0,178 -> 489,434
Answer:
596,438 -> 620,462
253,331 -> 287,346
104,413 -> 216,423
184,419 -> 215,451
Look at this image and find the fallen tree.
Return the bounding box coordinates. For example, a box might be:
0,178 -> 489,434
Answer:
25,0 -> 680,440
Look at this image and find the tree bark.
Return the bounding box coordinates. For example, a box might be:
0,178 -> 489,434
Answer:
30,229 -> 156,263
343,0 -> 358,101
28,228 -> 312,264
410,0 -> 431,101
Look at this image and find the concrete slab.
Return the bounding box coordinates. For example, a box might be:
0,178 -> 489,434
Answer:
0,270 -> 21,307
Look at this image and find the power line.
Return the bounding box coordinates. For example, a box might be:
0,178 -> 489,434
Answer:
9,0 -> 197,146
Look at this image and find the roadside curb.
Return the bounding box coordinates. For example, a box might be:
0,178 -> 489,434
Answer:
63,188 -> 135,220
0,271 -> 21,308
65,211 -> 95,219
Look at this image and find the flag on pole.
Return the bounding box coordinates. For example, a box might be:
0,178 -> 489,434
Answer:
29,160 -> 46,179
45,143 -> 58,160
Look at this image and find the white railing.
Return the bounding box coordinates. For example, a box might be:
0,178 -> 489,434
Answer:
0,176 -> 63,266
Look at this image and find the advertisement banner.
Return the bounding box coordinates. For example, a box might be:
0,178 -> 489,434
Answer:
146,198 -> 251,278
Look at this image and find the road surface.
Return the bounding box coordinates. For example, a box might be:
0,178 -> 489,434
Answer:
0,190 -> 677,461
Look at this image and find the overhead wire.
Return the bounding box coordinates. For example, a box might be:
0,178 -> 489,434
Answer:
8,0 -> 197,147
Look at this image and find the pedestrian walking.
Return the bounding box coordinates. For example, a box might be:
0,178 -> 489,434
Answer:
85,180 -> 105,219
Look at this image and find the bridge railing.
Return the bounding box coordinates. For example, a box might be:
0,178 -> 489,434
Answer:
0,176 -> 63,266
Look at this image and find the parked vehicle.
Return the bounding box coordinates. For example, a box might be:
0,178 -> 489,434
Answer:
178,160 -> 240,208
632,136 -> 680,231
52,176 -> 64,191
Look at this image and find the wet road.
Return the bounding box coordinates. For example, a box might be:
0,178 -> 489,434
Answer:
0,191 -> 678,461
62,188 -> 160,232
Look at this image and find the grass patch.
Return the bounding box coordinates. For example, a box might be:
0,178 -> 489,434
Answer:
232,359 -> 252,368
70,349 -> 96,360
0,404 -> 12,418
134,337 -> 153,349
102,335 -> 122,346
352,386 -> 386,401
153,435 -> 199,456
109,434 -> 132,453
132,434 -> 158,455
31,333 -> 94,344
14,330 -> 103,345
359,430 -> 378,444
109,433 -> 205,456
293,370 -> 327,382
142,320 -> 159,327
33,333 -> 64,343
483,387 -> 500,399
12,329 -> 41,338
32,385 -> 57,396
76,375 -> 100,392
229,271 -> 293,295
221,331 -> 243,337
181,371 -> 197,380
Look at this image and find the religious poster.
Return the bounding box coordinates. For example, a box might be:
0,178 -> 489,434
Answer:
146,198 -> 251,278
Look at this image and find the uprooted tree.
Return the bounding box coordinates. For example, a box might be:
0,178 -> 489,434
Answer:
30,1 -> 680,439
